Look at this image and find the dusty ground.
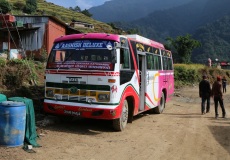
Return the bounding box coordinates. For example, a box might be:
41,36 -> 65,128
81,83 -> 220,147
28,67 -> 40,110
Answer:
0,86 -> 230,160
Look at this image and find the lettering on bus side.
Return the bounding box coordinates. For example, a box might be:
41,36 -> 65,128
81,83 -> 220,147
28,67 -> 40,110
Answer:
54,105 -> 66,110
78,108 -> 92,112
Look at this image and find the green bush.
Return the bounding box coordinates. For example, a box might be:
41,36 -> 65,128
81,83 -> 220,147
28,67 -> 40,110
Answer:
0,58 -> 6,67
0,59 -> 44,90
3,64 -> 29,89
174,64 -> 230,88
40,48 -> 48,62
0,0 -> 12,14
23,0 -> 37,14
13,1 -> 25,10
174,65 -> 199,86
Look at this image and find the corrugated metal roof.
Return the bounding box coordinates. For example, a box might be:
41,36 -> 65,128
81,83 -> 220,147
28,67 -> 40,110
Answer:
14,15 -> 67,27
13,15 -> 80,33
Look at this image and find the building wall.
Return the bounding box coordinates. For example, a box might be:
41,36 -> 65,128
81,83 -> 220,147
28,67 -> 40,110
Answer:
15,16 -> 48,51
70,22 -> 94,29
0,16 -> 70,60
47,19 -> 66,54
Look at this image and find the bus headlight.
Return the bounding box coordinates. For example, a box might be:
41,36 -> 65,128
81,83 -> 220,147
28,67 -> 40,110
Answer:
87,98 -> 94,104
46,89 -> 54,97
98,93 -> 110,102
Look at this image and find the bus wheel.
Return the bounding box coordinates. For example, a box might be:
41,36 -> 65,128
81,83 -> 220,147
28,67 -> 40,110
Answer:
153,92 -> 165,114
113,100 -> 128,131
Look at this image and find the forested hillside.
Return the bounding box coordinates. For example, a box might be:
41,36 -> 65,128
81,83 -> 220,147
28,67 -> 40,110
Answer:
193,16 -> 230,63
113,0 -> 230,63
89,0 -> 193,22
7,0 -> 116,33
5,0 -> 230,63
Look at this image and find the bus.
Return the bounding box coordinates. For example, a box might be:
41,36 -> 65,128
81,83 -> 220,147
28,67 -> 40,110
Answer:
43,33 -> 174,131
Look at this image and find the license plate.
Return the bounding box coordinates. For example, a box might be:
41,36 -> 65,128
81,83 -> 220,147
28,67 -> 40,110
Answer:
64,110 -> 81,116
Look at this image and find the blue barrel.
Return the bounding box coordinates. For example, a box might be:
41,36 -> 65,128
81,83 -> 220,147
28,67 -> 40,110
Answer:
0,101 -> 26,147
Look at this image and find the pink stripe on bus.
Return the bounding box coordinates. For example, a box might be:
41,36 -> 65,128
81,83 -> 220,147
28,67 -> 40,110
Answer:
54,33 -> 120,43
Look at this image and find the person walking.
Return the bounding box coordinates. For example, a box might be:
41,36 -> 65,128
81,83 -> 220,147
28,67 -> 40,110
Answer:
222,76 -> 227,93
211,76 -> 226,118
199,75 -> 211,115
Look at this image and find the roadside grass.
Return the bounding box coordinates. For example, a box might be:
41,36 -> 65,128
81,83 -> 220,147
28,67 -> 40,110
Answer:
174,63 -> 230,88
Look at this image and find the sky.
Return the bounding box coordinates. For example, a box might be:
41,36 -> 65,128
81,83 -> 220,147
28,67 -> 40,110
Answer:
46,0 -> 111,10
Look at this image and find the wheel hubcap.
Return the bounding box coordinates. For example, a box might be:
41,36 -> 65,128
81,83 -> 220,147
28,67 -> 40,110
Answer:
122,105 -> 128,123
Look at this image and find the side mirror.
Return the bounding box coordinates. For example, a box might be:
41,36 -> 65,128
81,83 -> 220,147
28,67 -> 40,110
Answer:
114,42 -> 121,48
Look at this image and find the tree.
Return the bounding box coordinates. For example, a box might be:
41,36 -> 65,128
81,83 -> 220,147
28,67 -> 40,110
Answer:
23,0 -> 37,14
0,0 -> 12,14
81,9 -> 92,17
69,6 -> 81,12
166,34 -> 201,63
13,1 -> 25,11
74,6 -> 81,12
127,28 -> 140,34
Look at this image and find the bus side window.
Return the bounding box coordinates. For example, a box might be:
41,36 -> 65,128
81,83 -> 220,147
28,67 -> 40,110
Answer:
166,58 -> 172,70
163,57 -> 169,70
120,48 -> 130,69
153,54 -> 160,70
120,49 -> 124,69
147,54 -> 153,70
123,49 -> 130,69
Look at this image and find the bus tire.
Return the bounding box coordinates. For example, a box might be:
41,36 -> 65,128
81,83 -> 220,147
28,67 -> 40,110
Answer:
113,100 -> 128,131
153,92 -> 165,114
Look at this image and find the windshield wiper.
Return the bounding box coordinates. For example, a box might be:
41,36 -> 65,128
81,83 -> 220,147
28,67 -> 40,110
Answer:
57,52 -> 75,72
63,52 -> 75,64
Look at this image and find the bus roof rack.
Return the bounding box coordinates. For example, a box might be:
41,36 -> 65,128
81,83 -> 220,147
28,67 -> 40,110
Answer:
125,34 -> 165,49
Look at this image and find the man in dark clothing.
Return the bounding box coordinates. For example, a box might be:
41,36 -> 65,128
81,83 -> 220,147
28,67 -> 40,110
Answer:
199,75 -> 211,115
211,76 -> 226,118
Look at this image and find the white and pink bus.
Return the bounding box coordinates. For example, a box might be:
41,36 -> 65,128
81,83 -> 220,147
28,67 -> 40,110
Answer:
43,33 -> 174,131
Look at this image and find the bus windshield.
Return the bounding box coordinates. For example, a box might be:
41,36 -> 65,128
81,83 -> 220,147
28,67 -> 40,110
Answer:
46,40 -> 115,71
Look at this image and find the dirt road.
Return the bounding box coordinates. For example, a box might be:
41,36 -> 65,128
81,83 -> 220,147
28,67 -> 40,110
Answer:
0,86 -> 230,160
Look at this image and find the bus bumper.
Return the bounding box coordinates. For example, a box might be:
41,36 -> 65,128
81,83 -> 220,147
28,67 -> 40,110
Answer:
43,101 -> 121,120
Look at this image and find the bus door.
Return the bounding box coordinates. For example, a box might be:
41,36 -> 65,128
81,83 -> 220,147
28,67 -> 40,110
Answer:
163,57 -> 169,91
164,57 -> 174,98
162,53 -> 172,99
138,52 -> 147,111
